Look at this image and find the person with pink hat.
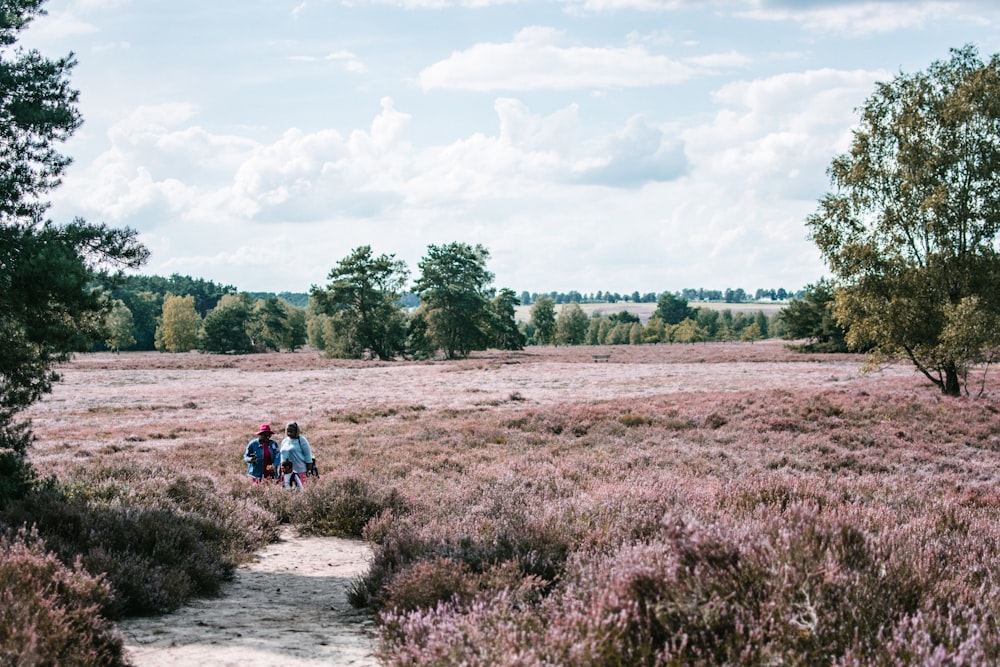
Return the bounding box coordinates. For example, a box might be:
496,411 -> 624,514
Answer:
244,423 -> 280,483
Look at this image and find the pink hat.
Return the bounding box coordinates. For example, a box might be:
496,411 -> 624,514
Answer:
256,423 -> 273,435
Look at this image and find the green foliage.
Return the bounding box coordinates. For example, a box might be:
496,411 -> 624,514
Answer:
0,1 -> 148,502
114,289 -> 159,350
642,315 -> 666,343
487,288 -> 525,350
412,242 -> 495,359
741,322 -> 762,342
673,317 -> 706,343
807,45 -> 1000,396
405,307 -> 435,359
655,292 -> 698,325
245,291 -> 309,308
586,316 -> 602,345
155,293 -> 200,352
116,274 -> 235,317
0,464 -> 278,619
609,310 -> 640,325
555,302 -> 589,345
282,304 -> 308,351
310,245 -> 409,360
104,298 -> 135,352
0,1 -> 78,223
605,322 -> 630,345
199,293 -> 253,353
696,308 -> 720,339
110,274 -> 236,350
249,295 -> 288,352
530,296 -> 556,345
779,279 -> 849,352
295,476 -> 407,538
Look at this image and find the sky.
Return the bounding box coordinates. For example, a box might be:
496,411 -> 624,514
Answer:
18,0 -> 1000,295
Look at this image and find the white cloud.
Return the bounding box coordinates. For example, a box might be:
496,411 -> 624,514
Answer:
685,67 -> 884,193
48,70 -> 884,293
685,50 -> 751,70
574,115 -> 688,186
419,26 -> 697,91
24,11 -> 99,41
739,1 -> 991,35
22,0 -> 132,42
287,50 -> 368,73
561,0 -> 693,11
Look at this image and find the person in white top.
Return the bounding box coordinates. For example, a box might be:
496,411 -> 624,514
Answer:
279,422 -> 315,487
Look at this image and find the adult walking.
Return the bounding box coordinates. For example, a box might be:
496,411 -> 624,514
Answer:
245,423 -> 280,483
280,422 -> 315,488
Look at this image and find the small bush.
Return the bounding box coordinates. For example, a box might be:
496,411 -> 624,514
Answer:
382,556 -> 478,614
619,412 -> 652,428
296,476 -> 408,538
353,514 -> 572,616
0,528 -> 126,666
350,524 -> 428,609
0,469 -> 275,618
703,412 -> 727,429
2,490 -> 235,617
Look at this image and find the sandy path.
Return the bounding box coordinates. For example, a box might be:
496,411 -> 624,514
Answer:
118,528 -> 379,666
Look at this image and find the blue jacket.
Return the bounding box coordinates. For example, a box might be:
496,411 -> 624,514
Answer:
245,438 -> 280,479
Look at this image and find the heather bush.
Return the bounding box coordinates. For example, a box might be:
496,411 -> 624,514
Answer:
2,489 -> 230,617
381,556 -> 479,613
378,591 -> 544,666
375,503 -> 1000,665
19,345 -> 1000,662
352,480 -> 575,614
295,475 -> 408,537
0,528 -> 126,666
0,465 -> 279,618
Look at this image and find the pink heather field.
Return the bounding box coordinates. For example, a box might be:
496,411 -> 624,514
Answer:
20,340 -> 1000,665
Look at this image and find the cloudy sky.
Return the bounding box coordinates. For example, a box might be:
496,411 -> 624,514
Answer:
20,0 -> 1000,295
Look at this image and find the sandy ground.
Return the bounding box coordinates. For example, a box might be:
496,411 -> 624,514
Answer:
118,528 -> 379,667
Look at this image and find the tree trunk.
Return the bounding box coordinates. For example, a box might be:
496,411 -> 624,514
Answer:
943,364 -> 961,396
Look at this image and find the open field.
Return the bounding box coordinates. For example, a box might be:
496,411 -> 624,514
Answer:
20,340 -> 1000,665
28,340 -> 873,451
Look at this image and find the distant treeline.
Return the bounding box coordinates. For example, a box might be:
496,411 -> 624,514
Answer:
518,287 -> 804,305
249,287 -> 805,310
100,271 -> 821,355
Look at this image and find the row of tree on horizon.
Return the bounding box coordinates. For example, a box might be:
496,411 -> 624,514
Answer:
101,250 -> 835,358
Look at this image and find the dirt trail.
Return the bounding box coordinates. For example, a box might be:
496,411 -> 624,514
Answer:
118,528 -> 379,666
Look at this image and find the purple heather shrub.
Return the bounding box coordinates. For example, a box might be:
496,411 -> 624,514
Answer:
18,344 -> 1000,661
295,475 -> 409,537
0,528 -> 126,666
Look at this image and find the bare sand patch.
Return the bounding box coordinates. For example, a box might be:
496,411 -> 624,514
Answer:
118,527 -> 377,667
